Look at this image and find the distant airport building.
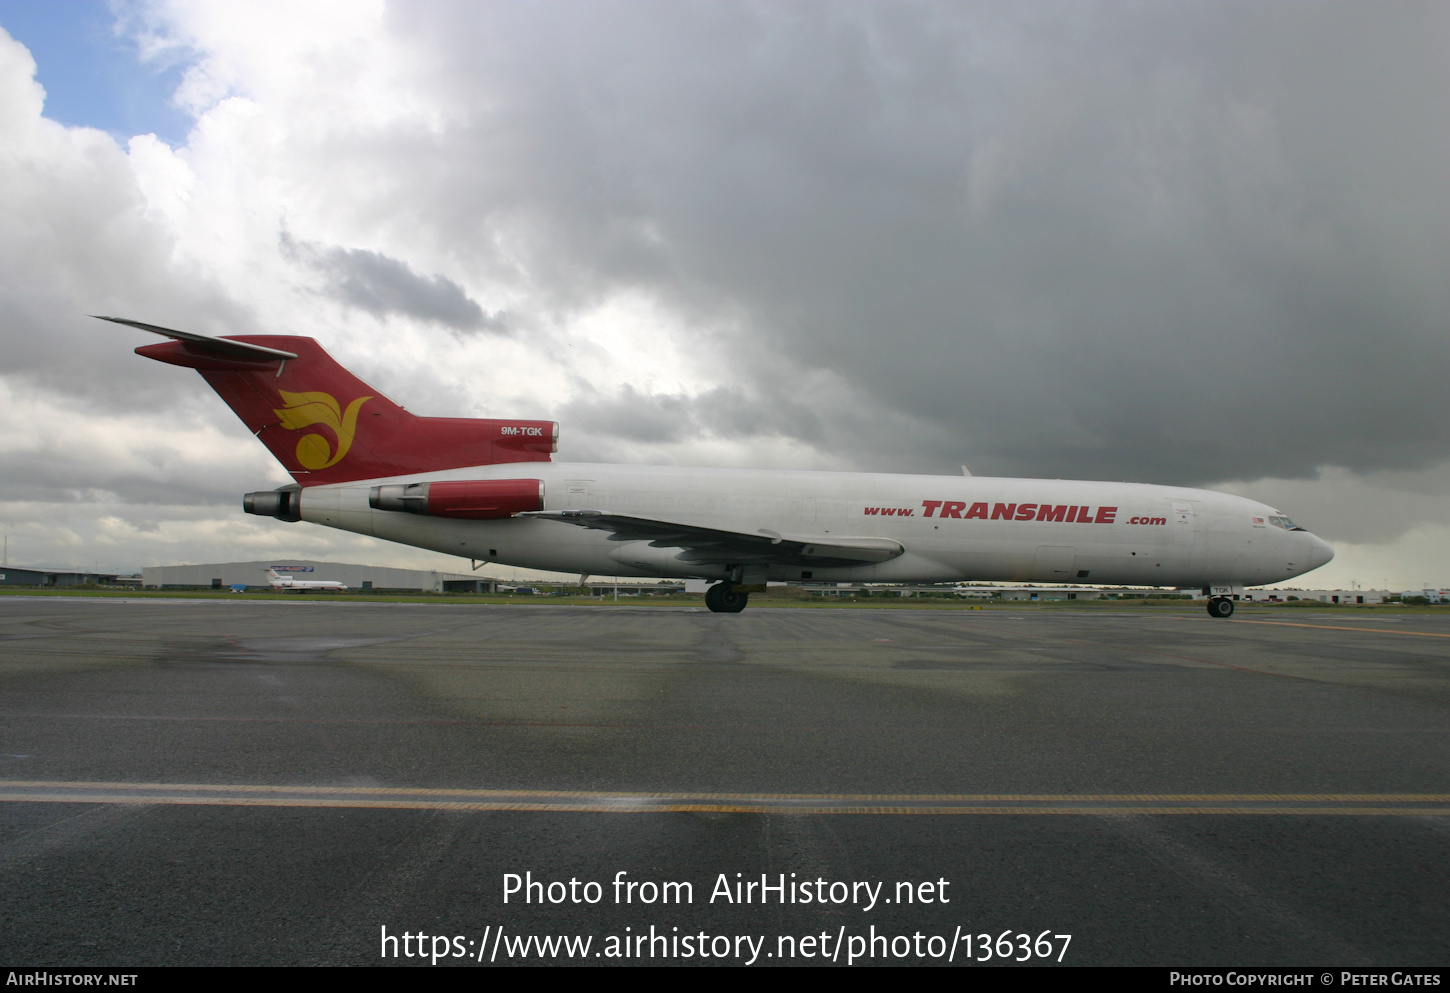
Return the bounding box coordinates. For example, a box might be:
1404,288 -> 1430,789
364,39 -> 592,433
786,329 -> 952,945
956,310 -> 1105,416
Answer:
0,565 -> 123,587
1236,589 -> 1390,605
142,560 -> 493,593
997,588 -> 1101,601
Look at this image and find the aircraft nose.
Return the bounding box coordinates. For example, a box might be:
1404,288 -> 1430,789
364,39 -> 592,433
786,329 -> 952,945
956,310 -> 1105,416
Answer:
1307,534 -> 1334,570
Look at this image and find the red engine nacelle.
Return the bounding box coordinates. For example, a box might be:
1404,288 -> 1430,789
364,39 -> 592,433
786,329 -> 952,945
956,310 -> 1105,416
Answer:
368,479 -> 544,519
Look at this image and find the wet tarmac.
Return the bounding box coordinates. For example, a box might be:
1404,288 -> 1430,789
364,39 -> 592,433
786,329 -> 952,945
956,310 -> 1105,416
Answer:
1,598 -> 1446,966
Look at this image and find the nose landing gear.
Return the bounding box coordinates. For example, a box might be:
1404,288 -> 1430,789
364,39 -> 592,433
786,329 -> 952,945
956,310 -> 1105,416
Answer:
1207,597 -> 1235,618
705,582 -> 749,613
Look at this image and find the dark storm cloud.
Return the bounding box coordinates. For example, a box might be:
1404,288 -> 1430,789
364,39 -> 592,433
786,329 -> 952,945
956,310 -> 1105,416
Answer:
285,235 -> 502,333
391,0 -> 1450,484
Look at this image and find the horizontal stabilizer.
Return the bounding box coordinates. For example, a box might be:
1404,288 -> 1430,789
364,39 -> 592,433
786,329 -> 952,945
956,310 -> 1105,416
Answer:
93,316 -> 299,362
522,510 -> 903,565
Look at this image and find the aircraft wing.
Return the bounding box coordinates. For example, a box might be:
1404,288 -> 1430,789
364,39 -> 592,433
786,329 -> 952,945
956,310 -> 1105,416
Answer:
521,510 -> 903,566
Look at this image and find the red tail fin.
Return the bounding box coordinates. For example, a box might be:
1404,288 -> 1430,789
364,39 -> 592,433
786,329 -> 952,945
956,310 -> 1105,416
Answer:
115,321 -> 555,484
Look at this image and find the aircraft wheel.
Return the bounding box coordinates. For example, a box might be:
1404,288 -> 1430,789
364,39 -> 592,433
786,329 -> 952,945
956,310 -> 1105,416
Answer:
719,588 -> 749,613
706,583 -> 749,613
1207,597 -> 1234,618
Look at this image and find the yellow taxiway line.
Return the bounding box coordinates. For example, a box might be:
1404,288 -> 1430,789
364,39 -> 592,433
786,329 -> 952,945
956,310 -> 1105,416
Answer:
1233,619 -> 1450,638
1,781 -> 1445,815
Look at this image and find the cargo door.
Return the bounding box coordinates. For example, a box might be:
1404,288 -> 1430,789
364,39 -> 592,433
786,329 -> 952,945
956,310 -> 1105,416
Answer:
1033,545 -> 1076,581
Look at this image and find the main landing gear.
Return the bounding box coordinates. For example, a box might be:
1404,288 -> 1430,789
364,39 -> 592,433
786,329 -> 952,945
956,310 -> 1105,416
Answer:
1207,597 -> 1235,619
705,582 -> 749,613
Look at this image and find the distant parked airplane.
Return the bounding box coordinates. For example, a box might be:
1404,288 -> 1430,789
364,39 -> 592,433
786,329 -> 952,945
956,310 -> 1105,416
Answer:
265,568 -> 347,593
102,317 -> 1333,616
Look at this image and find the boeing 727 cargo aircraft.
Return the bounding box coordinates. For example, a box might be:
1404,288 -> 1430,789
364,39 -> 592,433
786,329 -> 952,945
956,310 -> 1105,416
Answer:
265,568 -> 348,592
101,317 -> 1333,615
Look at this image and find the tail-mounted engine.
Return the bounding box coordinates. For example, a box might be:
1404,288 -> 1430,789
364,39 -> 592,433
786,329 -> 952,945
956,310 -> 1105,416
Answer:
369,479 -> 544,519
243,484 -> 302,522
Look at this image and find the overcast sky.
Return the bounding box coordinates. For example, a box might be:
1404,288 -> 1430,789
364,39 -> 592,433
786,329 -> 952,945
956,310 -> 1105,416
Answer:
0,0 -> 1446,588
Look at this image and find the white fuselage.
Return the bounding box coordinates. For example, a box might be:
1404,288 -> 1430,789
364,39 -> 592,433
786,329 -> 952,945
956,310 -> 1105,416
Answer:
294,462 -> 1333,588
269,576 -> 348,591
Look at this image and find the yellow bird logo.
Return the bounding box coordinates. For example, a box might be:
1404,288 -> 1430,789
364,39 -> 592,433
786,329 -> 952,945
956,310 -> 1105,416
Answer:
273,391 -> 372,470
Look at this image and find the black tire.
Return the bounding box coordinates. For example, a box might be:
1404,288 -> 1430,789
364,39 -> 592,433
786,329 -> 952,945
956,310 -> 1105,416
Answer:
1207,597 -> 1235,618
706,583 -> 748,613
719,587 -> 749,613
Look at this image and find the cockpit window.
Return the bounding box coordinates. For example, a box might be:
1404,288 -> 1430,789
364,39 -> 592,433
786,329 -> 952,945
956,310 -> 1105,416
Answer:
1268,516 -> 1305,532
